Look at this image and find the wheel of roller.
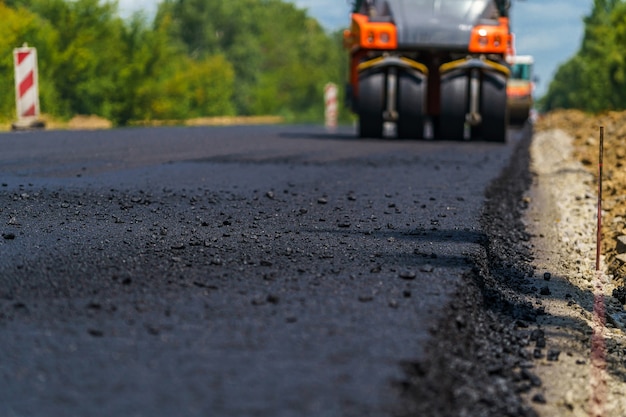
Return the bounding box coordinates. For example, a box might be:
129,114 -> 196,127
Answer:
478,71 -> 508,142
358,71 -> 385,138
439,72 -> 468,140
397,71 -> 426,139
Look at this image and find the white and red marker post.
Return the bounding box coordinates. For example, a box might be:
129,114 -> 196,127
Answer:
12,44 -> 45,130
324,83 -> 338,132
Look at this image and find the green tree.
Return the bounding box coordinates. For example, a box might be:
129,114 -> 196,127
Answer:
542,0 -> 626,113
123,11 -> 235,123
2,0 -> 346,124
158,0 -> 348,122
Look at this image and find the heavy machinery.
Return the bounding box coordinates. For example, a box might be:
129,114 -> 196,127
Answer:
344,0 -> 513,141
506,54 -> 534,125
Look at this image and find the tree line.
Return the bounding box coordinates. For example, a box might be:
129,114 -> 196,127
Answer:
0,0 -> 349,125
541,0 -> 626,113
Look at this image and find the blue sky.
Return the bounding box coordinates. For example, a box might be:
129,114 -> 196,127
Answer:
118,0 -> 594,97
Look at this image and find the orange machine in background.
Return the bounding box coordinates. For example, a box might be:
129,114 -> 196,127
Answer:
506,55 -> 535,125
344,0 -> 513,141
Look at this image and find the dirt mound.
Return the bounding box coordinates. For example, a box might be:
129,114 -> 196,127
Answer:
535,109 -> 626,288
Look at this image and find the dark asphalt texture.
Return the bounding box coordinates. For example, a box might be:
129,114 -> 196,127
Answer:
0,124 -> 538,416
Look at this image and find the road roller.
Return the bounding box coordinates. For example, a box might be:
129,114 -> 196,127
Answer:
344,0 -> 513,141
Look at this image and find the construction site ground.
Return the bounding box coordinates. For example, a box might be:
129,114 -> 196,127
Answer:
3,109 -> 626,415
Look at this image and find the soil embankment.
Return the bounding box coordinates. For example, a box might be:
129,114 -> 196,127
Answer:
536,110 -> 626,294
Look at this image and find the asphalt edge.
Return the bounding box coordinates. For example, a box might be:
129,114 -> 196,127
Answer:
393,124 -> 542,417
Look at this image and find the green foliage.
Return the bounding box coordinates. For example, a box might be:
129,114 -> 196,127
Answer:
541,0 -> 626,113
0,0 -> 348,125
158,0 -> 348,122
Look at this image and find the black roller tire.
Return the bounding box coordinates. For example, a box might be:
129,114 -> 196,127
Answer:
439,72 -> 468,140
397,71 -> 426,139
358,71 -> 385,138
508,102 -> 530,127
478,72 -> 508,142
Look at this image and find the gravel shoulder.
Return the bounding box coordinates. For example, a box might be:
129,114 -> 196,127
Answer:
522,127 -> 626,416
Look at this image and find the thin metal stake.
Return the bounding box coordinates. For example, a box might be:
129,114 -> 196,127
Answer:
590,126 -> 607,417
596,126 -> 604,272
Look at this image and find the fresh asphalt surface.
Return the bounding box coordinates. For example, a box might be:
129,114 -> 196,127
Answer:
0,124 -> 527,416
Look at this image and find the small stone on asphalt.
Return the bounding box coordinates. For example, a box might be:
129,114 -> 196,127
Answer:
399,271 -> 416,280
88,329 -> 104,337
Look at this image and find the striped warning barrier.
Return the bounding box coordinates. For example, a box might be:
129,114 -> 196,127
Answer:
13,44 -> 44,130
324,83 -> 338,132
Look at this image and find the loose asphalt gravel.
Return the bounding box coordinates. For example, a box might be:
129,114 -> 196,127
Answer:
0,123 -> 581,417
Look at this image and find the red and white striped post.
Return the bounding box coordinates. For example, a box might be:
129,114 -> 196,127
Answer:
13,44 -> 45,130
324,83 -> 338,132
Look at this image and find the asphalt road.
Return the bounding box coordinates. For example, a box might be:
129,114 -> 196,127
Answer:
0,124 -> 530,417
